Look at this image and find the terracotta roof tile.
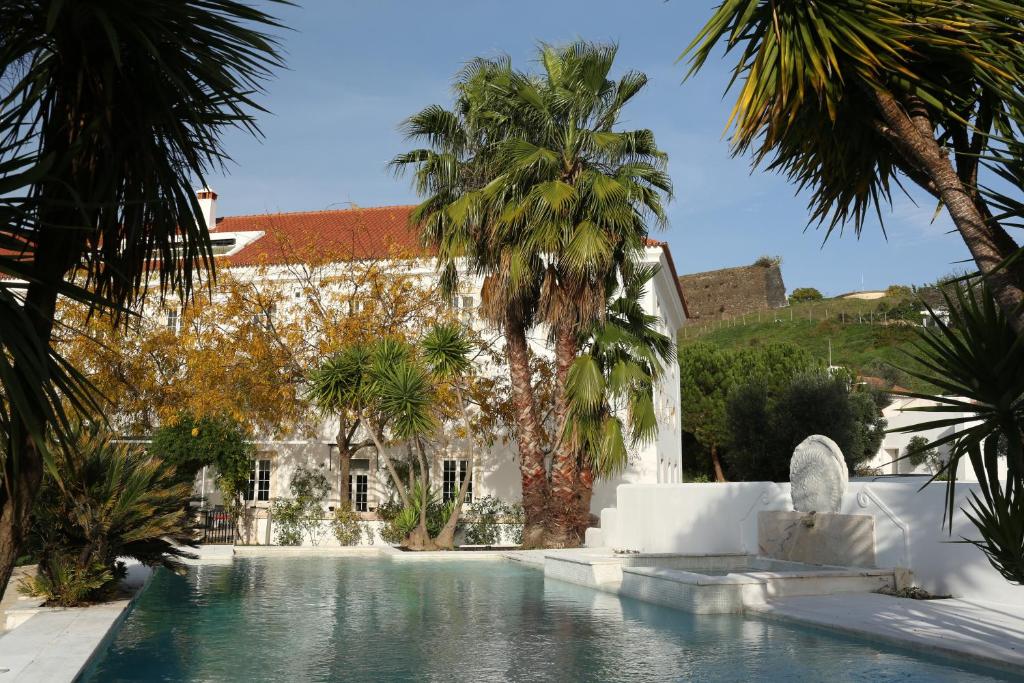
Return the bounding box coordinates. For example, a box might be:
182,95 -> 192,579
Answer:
213,205 -> 425,266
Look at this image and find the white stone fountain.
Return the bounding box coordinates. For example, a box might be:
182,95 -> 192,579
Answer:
757,435 -> 877,567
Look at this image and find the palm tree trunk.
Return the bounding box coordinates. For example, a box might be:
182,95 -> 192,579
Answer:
869,87 -> 1024,334
363,418 -> 411,508
504,323 -> 550,548
549,326 -> 581,547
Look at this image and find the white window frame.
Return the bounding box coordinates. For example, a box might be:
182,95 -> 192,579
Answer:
246,459 -> 271,502
442,459 -> 472,503
349,474 -> 368,512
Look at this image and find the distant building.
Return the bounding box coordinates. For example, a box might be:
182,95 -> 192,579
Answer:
677,260 -> 787,321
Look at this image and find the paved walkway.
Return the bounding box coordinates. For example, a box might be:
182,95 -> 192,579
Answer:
0,599 -> 130,682
749,593 -> 1024,673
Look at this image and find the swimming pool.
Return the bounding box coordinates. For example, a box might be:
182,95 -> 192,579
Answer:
84,557 -> 1012,681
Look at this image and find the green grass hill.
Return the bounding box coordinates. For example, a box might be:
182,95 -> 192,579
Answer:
679,293 -> 934,392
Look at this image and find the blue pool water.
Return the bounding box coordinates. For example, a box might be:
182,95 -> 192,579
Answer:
85,557 -> 1014,682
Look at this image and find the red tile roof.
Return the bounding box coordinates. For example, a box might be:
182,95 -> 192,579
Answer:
212,204 -> 689,319
213,205 -> 424,266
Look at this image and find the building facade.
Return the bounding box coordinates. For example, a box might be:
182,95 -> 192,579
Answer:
190,192 -> 688,525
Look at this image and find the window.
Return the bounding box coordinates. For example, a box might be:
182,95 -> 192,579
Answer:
165,308 -> 180,333
443,460 -> 472,503
453,295 -> 474,320
349,474 -> 368,512
246,459 -> 271,501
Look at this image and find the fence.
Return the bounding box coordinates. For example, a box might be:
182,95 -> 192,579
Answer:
196,508 -> 235,545
681,305 -> 925,338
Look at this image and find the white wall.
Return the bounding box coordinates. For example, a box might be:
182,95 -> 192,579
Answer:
867,397 -> 1007,482
601,481 -> 1024,606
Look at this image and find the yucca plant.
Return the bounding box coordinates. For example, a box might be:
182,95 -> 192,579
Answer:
0,0 -> 284,598
684,1 -> 1024,334
23,422 -> 195,605
892,283 -> 1023,583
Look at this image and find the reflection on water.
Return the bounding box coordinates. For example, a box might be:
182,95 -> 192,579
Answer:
85,557 -> 1012,682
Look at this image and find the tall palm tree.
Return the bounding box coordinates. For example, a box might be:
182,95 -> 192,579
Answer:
0,0 -> 284,596
684,1 -> 1024,334
393,43 -> 671,547
392,56 -> 554,547
489,42 -> 672,544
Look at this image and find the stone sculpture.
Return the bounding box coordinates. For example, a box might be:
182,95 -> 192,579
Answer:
789,434 -> 848,513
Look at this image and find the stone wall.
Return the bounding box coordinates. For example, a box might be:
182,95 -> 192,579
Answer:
678,262 -> 787,320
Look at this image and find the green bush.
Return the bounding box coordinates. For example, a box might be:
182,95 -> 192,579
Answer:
725,372 -> 887,481
789,287 -> 823,303
464,496 -> 505,545
331,503 -> 364,546
272,467 -> 330,546
23,423 -> 193,606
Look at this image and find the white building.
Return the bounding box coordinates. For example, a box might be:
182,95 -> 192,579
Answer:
189,192 -> 688,524
866,396 -> 1006,483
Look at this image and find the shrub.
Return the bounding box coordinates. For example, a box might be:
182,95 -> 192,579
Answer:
22,423 -> 194,606
789,287 -> 823,303
464,496 -> 506,545
331,503 -> 363,546
754,255 -> 782,268
906,435 -> 937,469
376,500 -> 406,545
272,466 -> 330,546
885,284 -> 913,299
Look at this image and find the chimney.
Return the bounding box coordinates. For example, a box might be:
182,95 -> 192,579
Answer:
196,187 -> 218,230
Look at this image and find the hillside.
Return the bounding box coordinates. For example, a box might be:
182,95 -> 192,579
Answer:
679,293 -> 935,392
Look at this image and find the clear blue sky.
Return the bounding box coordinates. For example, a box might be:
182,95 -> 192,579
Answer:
207,0 -> 973,296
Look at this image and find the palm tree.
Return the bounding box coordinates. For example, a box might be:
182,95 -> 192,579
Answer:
393,43 -> 672,547
684,1 -> 1024,334
392,56 -> 554,547
307,345 -> 376,505
489,43 -> 671,544
563,264 -> 673,539
0,0 -> 283,597
893,283 -> 1023,583
422,323 -> 476,548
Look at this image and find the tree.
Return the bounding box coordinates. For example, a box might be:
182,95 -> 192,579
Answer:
685,2 -> 1024,334
893,284 -> 1024,584
905,435 -> 939,470
678,343 -> 734,482
679,342 -> 817,481
24,423 -> 194,606
789,288 -> 823,304
0,0 -> 284,598
148,411 -> 254,513
726,372 -> 887,481
394,42 -> 672,547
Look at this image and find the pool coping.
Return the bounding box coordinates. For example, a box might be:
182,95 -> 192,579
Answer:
747,594 -> 1024,676
0,566 -> 152,683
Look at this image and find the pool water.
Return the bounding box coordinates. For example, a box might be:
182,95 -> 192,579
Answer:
84,557 -> 1013,682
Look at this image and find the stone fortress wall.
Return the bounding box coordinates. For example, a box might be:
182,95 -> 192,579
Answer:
678,261 -> 787,321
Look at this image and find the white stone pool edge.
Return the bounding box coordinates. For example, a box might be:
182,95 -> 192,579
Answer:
1,545 -> 1018,680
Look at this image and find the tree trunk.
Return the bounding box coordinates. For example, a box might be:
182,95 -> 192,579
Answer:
414,438 -> 431,546
711,444 -> 727,483
435,387 -> 475,550
337,425 -> 351,506
0,260 -> 66,600
364,418 -> 411,508
869,86 -> 1024,334
548,326 -> 581,548
504,323 -> 550,548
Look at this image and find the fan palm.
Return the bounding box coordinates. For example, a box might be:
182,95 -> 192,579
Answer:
562,264 -> 673,539
0,0 -> 283,597
892,283 -> 1024,583
394,42 -> 672,547
684,1 -> 1024,334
